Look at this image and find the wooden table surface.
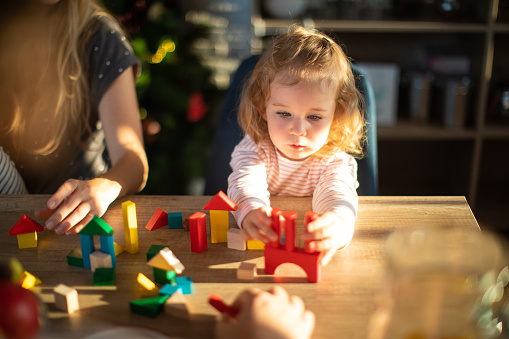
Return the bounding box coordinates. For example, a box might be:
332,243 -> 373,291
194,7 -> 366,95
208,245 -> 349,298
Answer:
0,195 -> 481,339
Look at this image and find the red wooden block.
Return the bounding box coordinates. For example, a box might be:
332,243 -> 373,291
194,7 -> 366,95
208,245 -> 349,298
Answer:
145,208 -> 168,231
268,208 -> 282,248
264,246 -> 321,283
208,293 -> 238,318
203,191 -> 237,211
9,214 -> 44,235
304,211 -> 319,253
189,212 -> 207,253
283,211 -> 296,252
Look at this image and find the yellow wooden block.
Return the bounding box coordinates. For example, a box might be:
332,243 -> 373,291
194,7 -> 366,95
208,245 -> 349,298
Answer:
113,242 -> 125,256
17,232 -> 38,249
247,239 -> 265,250
122,201 -> 139,254
210,210 -> 228,243
19,270 -> 41,289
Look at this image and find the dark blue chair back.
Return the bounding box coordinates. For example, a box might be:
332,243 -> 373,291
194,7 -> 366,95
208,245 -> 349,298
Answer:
204,55 -> 378,196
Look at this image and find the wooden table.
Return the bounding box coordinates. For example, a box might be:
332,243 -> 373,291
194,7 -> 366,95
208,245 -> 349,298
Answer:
0,195 -> 481,339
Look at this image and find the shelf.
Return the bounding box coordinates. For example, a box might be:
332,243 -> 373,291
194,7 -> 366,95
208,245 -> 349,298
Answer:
254,18 -> 488,36
494,23 -> 509,33
378,123 -> 477,140
481,124 -> 509,138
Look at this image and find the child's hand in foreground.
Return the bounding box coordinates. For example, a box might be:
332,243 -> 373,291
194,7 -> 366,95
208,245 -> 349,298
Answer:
300,211 -> 354,265
34,178 -> 121,235
241,206 -> 279,243
216,286 -> 315,339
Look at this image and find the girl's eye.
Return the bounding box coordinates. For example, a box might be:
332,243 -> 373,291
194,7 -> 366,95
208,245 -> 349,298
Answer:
307,115 -> 322,121
276,111 -> 291,117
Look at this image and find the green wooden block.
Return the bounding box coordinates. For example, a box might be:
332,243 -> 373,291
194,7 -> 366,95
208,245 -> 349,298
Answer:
153,267 -> 168,284
146,245 -> 168,261
93,267 -> 115,286
130,295 -> 169,318
67,247 -> 84,268
80,215 -> 114,236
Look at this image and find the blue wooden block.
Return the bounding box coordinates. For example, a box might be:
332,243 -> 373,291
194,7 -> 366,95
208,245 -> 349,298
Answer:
100,235 -> 116,268
159,276 -> 193,296
80,234 -> 94,269
168,212 -> 183,229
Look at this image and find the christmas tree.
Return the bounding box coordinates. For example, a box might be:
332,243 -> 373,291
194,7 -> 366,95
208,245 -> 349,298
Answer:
104,0 -> 221,194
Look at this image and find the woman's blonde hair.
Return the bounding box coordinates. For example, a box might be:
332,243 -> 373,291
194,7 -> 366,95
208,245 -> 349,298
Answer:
239,25 -> 365,158
5,0 -> 116,155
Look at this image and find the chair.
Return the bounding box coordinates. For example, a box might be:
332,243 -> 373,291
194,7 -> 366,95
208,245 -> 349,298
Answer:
204,55 -> 378,196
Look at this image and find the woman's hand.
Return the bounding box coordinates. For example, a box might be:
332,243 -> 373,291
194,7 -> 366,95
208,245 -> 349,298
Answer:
34,178 -> 121,235
300,211 -> 354,265
216,286 -> 315,339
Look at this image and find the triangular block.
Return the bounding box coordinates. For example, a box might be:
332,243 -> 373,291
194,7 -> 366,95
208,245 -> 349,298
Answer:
80,216 -> 114,236
9,214 -> 44,235
203,191 -> 237,211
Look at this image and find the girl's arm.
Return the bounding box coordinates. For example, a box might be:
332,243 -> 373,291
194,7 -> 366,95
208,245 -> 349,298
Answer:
35,67 -> 148,235
301,154 -> 358,265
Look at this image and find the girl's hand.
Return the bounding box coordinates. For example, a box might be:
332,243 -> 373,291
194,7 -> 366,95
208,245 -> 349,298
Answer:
216,286 -> 315,339
241,206 -> 278,243
300,211 -> 354,266
34,178 -> 121,235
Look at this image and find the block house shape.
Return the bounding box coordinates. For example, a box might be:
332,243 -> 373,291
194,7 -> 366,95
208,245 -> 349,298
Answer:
264,210 -> 322,283
79,215 -> 116,269
9,214 -> 44,249
203,190 -> 237,243
122,200 -> 139,254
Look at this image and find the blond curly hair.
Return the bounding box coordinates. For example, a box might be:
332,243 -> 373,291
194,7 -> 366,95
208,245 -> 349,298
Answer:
239,25 -> 365,158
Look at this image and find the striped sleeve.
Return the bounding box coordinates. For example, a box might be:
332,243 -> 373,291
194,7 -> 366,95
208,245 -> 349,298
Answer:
227,136 -> 270,228
0,148 -> 28,194
312,153 -> 358,224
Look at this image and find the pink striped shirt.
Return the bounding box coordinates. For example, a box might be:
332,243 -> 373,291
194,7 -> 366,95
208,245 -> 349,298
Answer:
227,135 -> 358,228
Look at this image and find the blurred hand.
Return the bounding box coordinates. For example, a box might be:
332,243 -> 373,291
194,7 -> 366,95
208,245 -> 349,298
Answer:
300,211 -> 354,265
34,178 -> 121,235
241,206 -> 278,243
216,286 -> 315,339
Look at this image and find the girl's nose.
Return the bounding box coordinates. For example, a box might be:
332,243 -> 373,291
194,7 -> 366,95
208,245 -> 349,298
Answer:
290,119 -> 306,136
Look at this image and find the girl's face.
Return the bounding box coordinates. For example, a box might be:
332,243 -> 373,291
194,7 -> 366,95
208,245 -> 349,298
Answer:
263,78 -> 336,160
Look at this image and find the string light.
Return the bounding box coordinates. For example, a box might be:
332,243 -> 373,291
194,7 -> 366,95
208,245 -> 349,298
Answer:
150,39 -> 176,64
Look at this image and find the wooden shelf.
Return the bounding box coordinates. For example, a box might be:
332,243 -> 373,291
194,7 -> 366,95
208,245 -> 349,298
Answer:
378,123 -> 477,140
254,18 -> 488,36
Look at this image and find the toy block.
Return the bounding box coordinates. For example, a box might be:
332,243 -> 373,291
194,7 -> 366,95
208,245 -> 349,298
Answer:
54,284 -> 79,314
168,212 -> 183,229
227,228 -> 246,251
268,208 -> 283,248
80,215 -> 114,236
247,239 -> 265,250
67,247 -> 84,267
203,190 -> 238,211
237,262 -> 257,280
93,267 -> 115,286
122,200 -> 139,254
147,247 -> 185,274
113,242 -> 125,256
264,246 -> 321,283
210,210 -> 229,243
8,257 -> 24,284
160,277 -> 193,296
189,212 -> 207,253
147,245 -> 168,261
9,215 -> 44,249
137,273 -> 159,297
166,270 -> 177,285
100,234 -> 116,268
283,211 -> 296,252
209,293 -> 238,318
19,270 -> 41,289
80,234 -> 95,269
304,211 -> 319,253
182,218 -> 189,231
130,295 -> 169,318
89,251 -> 112,272
145,208 -> 168,231
16,233 -> 38,249
164,290 -> 190,319
153,268 -> 169,284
